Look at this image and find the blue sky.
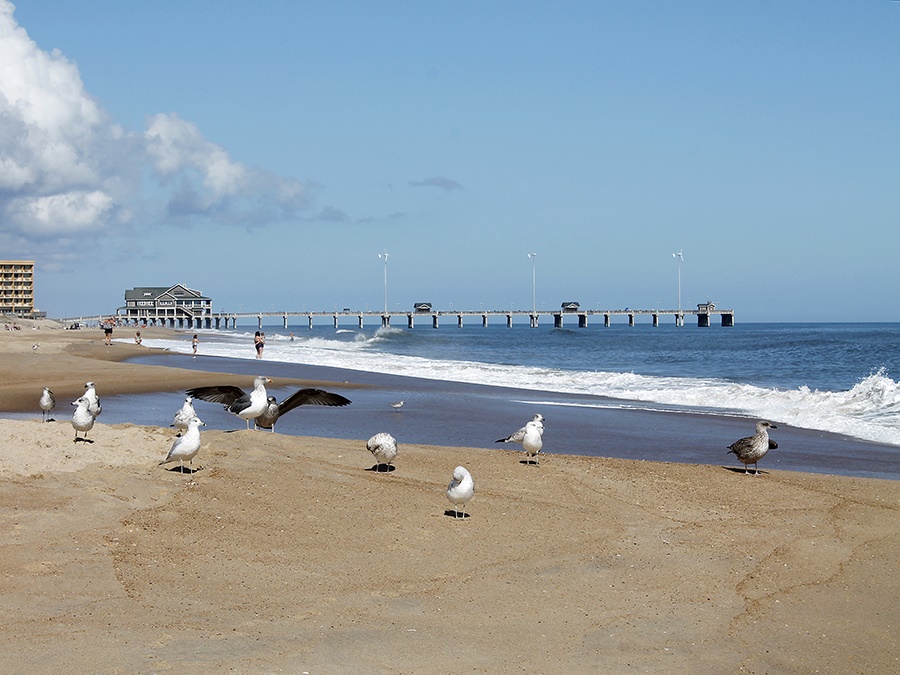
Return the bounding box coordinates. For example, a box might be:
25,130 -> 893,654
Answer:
2,1 -> 898,322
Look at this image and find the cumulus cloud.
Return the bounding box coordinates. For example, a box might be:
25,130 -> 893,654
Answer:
0,0 -> 308,247
145,113 -> 307,223
409,176 -> 463,191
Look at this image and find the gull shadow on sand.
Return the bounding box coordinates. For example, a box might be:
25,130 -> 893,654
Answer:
164,465 -> 203,475
444,510 -> 471,519
519,459 -> 540,466
366,464 -> 397,473
722,466 -> 769,476
74,438 -> 94,444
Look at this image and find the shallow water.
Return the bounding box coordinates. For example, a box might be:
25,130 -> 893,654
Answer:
51,351 -> 898,481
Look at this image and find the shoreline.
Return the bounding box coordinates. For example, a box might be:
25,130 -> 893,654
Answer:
1,320 -> 899,671
5,321 -> 899,480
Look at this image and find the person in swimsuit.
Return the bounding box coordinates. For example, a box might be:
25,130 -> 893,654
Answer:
254,331 -> 265,359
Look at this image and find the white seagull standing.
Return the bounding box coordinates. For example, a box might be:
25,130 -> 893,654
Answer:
495,413 -> 544,444
186,376 -> 272,430
727,421 -> 778,475
40,387 -> 55,422
83,381 -> 101,419
367,432 -> 398,472
496,414 -> 544,464
172,396 -> 197,432
446,466 -> 475,519
71,396 -> 95,442
160,416 -> 205,473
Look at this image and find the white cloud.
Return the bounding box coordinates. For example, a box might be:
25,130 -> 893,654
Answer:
409,176 -> 463,191
7,190 -> 114,235
145,113 -> 308,223
0,0 -> 309,248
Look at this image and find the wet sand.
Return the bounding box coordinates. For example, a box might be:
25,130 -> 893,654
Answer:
1,320 -> 898,672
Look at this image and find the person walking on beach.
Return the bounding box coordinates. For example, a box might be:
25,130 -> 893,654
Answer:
134,331 -> 142,345
192,334 -> 199,356
103,319 -> 114,346
254,331 -> 265,359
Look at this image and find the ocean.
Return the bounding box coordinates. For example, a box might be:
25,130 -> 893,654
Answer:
136,321 -> 900,448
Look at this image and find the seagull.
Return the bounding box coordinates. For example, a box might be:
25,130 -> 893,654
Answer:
172,396 -> 197,432
40,387 -> 55,422
390,400 -> 405,410
254,388 -> 351,431
446,466 -> 475,519
71,396 -> 95,442
160,416 -> 205,473
727,421 -> 778,475
367,432 -> 398,472
495,413 -> 544,444
83,381 -> 101,419
186,376 -> 272,430
496,415 -> 544,464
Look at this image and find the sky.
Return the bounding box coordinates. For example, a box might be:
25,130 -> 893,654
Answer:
1,1 -> 898,323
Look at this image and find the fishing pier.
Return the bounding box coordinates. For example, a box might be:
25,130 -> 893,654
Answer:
213,304 -> 733,330
77,303 -> 732,330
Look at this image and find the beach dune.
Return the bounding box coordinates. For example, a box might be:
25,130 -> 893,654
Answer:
1,322 -> 898,671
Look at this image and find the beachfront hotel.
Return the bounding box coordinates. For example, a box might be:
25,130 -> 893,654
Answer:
0,260 -> 35,316
119,284 -> 213,327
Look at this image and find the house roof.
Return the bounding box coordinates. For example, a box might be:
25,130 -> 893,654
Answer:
124,284 -> 210,301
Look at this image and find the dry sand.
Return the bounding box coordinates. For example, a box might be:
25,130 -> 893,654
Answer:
1,320 -> 898,672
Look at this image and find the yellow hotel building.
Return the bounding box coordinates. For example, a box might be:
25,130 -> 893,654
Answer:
0,260 -> 35,316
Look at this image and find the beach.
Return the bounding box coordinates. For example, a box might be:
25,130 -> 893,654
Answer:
1,321 -> 898,672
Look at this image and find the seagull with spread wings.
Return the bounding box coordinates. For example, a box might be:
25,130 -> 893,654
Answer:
255,388 -> 351,431
186,376 -> 272,430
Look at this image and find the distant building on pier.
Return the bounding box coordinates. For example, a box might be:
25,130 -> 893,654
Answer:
120,284 -> 213,327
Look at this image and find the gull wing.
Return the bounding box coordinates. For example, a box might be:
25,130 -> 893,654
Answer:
277,388 -> 351,416
496,426 -> 527,444
186,385 -> 248,408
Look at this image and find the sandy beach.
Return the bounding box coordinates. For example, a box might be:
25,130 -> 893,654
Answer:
1,319 -> 898,673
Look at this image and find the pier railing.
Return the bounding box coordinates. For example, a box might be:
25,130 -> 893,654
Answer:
64,307 -> 734,330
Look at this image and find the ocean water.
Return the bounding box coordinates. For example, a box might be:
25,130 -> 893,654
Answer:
135,321 -> 900,448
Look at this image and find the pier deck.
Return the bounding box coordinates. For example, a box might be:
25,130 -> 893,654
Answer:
64,307 -> 735,330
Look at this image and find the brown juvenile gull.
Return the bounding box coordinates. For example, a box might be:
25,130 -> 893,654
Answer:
255,388 -> 351,431
727,420 -> 778,475
446,465 -> 475,519
160,416 -> 205,473
40,387 -> 55,422
71,395 -> 95,442
186,376 -> 272,430
366,432 -> 398,472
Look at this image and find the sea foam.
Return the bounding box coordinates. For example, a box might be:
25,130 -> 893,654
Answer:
134,330 -> 900,447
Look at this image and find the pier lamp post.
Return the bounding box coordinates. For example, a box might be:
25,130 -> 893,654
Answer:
378,252 -> 389,315
672,250 -> 683,326
528,253 -> 537,314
